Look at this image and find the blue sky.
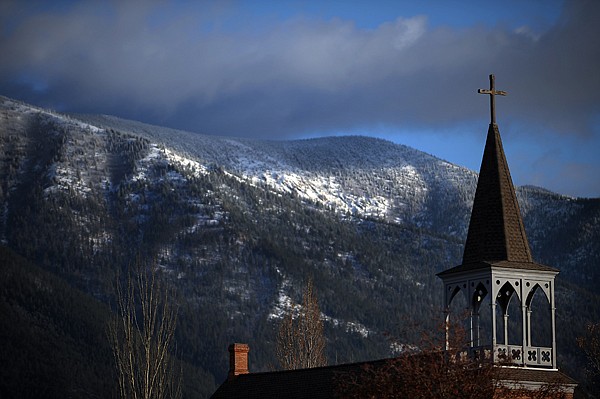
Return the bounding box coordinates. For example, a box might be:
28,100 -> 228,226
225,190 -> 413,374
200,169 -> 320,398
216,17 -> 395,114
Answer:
1,0 -> 599,198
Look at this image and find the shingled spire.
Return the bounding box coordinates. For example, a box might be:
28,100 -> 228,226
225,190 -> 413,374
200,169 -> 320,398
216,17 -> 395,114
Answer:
462,123 -> 532,264
438,74 -> 558,273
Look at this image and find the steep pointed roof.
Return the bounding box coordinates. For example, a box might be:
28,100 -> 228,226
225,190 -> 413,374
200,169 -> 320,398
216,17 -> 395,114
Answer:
438,124 -> 558,277
463,123 -> 532,263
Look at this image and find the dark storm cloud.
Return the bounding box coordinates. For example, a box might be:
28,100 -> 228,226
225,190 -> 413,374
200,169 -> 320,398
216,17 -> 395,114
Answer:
0,0 -> 598,138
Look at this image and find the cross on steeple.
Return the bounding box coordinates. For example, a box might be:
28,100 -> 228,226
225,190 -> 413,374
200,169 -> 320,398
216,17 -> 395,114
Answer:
478,74 -> 507,125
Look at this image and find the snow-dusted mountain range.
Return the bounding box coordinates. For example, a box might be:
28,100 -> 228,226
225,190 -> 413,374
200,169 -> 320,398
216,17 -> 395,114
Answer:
77,112 -> 478,230
1,95 -> 599,397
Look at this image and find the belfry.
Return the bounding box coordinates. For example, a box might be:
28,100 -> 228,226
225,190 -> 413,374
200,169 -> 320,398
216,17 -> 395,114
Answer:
438,74 -> 558,369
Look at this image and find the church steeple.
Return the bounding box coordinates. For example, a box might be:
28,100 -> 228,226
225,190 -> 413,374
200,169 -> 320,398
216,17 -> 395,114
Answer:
462,123 -> 532,264
437,75 -> 559,370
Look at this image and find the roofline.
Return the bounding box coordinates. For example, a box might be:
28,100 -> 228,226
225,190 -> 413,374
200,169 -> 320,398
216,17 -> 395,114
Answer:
437,261 -> 560,278
226,356 -> 399,380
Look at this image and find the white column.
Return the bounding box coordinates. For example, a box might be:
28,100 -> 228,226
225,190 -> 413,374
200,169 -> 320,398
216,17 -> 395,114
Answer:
469,308 -> 474,347
474,310 -> 480,347
444,309 -> 450,351
521,303 -> 528,366
491,302 -> 497,348
503,313 -> 509,345
526,308 -> 532,346
550,282 -> 557,369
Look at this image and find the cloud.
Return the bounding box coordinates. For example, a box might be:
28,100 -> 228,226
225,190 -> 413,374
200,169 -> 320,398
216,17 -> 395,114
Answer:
0,0 -> 599,140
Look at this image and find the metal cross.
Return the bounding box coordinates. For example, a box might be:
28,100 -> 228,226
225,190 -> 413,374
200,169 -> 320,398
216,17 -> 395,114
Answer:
478,74 -> 507,125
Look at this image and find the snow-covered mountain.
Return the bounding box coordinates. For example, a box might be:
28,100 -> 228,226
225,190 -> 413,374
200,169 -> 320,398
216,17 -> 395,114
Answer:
1,95 -> 598,397
76,112 -> 481,235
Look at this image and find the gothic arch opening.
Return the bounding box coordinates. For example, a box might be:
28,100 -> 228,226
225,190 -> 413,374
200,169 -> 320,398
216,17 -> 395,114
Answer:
448,285 -> 462,307
447,285 -> 469,348
526,284 -> 552,348
495,281 -> 523,346
472,282 -> 491,347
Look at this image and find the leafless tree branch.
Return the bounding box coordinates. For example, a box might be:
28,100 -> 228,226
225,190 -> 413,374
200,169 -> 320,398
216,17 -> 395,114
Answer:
277,277 -> 327,370
108,261 -> 181,399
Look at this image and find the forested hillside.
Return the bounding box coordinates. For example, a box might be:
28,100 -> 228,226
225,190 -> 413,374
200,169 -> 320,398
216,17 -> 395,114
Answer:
1,96 -> 599,397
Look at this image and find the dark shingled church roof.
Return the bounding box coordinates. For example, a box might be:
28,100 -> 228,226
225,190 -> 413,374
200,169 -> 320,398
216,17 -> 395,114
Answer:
211,358 -> 389,399
438,124 -> 558,277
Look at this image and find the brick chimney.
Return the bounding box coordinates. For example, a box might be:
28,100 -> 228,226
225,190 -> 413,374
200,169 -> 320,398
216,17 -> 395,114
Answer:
228,343 -> 249,379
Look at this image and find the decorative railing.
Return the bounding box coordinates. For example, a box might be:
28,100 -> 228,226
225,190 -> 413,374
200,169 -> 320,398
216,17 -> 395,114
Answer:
494,345 -> 552,367
451,345 -> 553,368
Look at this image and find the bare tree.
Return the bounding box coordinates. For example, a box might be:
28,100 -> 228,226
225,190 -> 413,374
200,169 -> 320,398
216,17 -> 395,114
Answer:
276,277 -> 327,370
276,306 -> 297,370
108,262 -> 181,399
